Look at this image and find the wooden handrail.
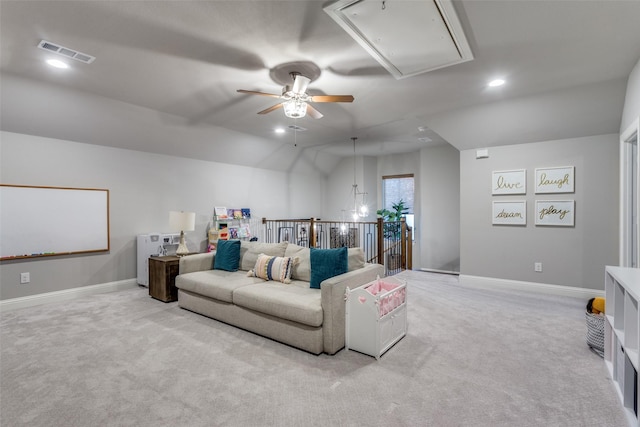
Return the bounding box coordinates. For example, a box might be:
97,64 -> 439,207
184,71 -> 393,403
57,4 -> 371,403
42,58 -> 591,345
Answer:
260,216 -> 411,275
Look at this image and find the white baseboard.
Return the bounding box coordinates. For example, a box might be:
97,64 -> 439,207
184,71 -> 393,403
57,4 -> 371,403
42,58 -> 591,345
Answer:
458,275 -> 605,299
420,268 -> 460,276
0,279 -> 138,312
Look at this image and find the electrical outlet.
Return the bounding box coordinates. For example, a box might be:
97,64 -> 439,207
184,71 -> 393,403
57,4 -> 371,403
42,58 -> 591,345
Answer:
534,262 -> 543,272
20,272 -> 30,284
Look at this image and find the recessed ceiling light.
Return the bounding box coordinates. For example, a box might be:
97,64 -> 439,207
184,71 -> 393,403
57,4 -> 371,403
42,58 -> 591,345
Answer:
274,128 -> 285,134
46,59 -> 69,69
488,79 -> 505,87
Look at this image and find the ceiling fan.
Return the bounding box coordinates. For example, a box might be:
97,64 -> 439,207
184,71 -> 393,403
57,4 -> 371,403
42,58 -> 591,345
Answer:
237,72 -> 354,119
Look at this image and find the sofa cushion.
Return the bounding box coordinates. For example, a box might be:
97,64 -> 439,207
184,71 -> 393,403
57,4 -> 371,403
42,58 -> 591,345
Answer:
285,245 -> 365,282
232,280 -> 323,327
248,253 -> 296,284
214,239 -> 241,272
285,243 -> 311,281
239,241 -> 288,272
176,270 -> 262,303
310,247 -> 348,289
347,247 -> 365,271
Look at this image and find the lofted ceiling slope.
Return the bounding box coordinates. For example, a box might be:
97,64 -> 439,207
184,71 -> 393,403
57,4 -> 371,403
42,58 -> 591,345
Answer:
1,1 -> 640,175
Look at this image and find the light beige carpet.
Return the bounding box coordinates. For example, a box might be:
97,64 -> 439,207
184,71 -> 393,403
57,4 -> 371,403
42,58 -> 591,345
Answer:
0,271 -> 628,426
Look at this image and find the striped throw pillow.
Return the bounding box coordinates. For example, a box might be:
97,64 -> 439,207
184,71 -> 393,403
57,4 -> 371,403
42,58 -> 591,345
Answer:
247,253 -> 296,284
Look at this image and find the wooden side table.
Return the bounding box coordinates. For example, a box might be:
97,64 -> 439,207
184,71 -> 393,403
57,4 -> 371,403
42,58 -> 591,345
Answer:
149,256 -> 180,302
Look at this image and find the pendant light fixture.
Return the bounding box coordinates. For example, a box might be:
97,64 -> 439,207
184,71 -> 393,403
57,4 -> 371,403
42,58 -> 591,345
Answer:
350,137 -> 368,221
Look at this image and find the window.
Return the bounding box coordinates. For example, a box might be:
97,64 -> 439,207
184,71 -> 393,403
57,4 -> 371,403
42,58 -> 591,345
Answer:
382,174 -> 415,238
382,174 -> 414,213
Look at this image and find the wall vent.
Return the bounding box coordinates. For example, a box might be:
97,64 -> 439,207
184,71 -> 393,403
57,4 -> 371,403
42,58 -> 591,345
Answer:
37,40 -> 95,64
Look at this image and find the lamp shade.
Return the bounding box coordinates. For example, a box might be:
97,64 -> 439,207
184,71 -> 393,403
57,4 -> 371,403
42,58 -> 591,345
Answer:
169,211 -> 195,232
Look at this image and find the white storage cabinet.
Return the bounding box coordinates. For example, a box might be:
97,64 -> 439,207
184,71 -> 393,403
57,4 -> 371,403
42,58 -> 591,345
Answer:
345,276 -> 407,359
604,266 -> 640,426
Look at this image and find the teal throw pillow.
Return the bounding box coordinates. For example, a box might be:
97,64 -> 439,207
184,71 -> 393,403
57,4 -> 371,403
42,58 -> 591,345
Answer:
214,239 -> 241,272
309,247 -> 348,289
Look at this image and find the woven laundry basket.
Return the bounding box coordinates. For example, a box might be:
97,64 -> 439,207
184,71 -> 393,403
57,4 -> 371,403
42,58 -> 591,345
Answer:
585,311 -> 604,357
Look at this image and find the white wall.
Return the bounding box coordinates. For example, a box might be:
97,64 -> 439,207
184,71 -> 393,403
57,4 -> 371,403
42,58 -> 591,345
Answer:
460,134 -> 619,290
0,131 -> 326,300
419,144 -> 460,272
621,57 -> 640,132
325,155 -> 377,222
325,147 -> 460,272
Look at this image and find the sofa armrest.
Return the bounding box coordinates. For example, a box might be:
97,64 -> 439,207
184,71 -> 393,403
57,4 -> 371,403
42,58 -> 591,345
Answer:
321,263 -> 385,355
179,252 -> 215,274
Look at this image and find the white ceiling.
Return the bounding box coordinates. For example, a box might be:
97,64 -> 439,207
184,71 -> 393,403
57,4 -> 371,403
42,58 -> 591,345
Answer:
1,1 -> 640,175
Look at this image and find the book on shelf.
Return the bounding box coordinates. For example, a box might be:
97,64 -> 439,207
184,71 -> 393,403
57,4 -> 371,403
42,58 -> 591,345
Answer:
238,224 -> 251,239
214,206 -> 228,219
229,227 -> 239,239
218,225 -> 229,240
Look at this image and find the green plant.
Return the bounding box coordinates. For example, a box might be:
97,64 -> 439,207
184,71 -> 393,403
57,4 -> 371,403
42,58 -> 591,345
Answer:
376,200 -> 408,239
376,199 -> 409,222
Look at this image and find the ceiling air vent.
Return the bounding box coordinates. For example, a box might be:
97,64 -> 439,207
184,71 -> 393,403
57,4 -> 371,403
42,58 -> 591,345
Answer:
324,0 -> 473,79
287,125 -> 307,132
37,40 -> 95,64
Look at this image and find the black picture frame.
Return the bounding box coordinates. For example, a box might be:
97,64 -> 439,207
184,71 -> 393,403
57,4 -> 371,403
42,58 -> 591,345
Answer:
278,226 -> 294,243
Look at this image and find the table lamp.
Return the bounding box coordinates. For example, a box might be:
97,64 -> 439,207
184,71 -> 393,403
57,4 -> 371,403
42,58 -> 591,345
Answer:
170,211 -> 196,256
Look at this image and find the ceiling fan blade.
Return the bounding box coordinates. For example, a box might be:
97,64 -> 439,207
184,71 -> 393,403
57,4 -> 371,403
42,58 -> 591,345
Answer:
237,89 -> 282,99
309,95 -> 354,103
306,104 -> 324,119
292,75 -> 311,94
257,103 -> 284,115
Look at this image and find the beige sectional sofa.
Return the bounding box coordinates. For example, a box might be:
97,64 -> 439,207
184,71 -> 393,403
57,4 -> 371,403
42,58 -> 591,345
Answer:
175,241 -> 385,355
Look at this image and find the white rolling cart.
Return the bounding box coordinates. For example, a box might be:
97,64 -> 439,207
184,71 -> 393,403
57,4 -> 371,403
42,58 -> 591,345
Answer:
345,275 -> 407,359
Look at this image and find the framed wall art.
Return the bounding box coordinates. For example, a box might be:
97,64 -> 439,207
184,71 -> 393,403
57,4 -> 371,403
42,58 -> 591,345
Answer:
492,201 -> 527,225
535,200 -> 575,226
278,226 -> 294,243
492,169 -> 526,195
535,166 -> 574,193
296,223 -> 310,246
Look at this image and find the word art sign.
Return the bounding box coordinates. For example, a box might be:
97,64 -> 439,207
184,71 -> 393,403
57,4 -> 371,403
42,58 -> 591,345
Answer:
492,201 -> 527,225
535,200 -> 575,226
492,169 -> 526,195
535,166 -> 574,194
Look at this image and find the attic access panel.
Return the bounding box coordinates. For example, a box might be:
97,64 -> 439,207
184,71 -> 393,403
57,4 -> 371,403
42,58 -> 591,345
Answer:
324,0 -> 473,79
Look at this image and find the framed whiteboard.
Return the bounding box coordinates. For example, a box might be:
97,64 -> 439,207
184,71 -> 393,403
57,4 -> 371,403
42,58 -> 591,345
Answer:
0,184 -> 110,260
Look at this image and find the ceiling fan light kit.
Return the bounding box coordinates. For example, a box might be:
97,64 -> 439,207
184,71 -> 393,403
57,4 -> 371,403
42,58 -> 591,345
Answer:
283,100 -> 308,119
237,70 -> 353,120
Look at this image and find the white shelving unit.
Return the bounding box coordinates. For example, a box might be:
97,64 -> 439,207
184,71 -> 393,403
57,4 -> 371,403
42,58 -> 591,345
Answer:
604,266 -> 640,426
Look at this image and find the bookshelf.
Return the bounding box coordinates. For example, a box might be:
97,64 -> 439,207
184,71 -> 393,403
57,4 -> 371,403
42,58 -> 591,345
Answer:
604,266 -> 640,426
208,207 -> 252,250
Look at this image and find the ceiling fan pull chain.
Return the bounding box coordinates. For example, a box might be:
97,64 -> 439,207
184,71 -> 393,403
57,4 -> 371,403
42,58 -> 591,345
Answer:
381,1 -> 386,10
